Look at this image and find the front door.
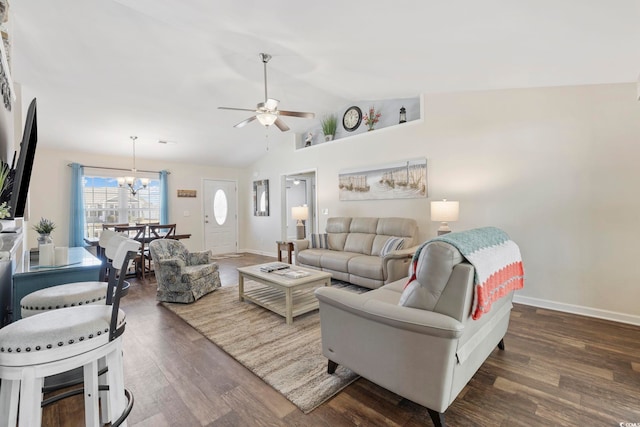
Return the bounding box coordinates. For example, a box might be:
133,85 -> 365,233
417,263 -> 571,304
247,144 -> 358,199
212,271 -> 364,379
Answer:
203,179 -> 237,255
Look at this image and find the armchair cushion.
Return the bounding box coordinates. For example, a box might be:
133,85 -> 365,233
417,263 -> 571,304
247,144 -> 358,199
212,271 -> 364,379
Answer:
183,263 -> 217,282
187,251 -> 212,265
399,241 -> 462,311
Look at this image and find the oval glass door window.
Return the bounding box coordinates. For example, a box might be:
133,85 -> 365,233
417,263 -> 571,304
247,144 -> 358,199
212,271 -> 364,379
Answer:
213,189 -> 228,225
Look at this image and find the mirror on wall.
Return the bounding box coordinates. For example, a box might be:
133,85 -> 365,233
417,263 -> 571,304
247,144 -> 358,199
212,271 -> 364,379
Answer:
253,179 -> 269,216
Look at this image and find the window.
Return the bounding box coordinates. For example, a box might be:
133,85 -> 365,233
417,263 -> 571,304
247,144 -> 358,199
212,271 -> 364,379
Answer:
83,176 -> 160,238
213,189 -> 228,225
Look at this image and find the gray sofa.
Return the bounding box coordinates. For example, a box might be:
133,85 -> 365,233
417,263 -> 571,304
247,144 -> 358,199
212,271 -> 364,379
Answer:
293,217 -> 418,289
315,240 -> 515,427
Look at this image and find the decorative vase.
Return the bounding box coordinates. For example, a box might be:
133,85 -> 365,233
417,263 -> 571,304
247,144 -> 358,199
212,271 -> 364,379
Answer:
324,134 -> 334,142
37,233 -> 53,246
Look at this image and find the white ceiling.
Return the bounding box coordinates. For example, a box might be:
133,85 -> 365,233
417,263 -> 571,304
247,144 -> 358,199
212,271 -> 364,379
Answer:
10,0 -> 640,167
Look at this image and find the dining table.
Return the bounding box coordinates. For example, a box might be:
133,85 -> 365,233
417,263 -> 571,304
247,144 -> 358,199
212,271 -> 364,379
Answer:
84,227 -> 191,278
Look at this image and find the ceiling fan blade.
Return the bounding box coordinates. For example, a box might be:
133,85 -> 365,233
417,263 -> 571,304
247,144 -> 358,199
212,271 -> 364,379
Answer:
274,118 -> 290,132
279,110 -> 315,119
219,106 -> 257,112
264,98 -> 279,110
234,116 -> 257,128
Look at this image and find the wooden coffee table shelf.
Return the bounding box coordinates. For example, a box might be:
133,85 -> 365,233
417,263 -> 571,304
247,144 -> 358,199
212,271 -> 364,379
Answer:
237,263 -> 332,325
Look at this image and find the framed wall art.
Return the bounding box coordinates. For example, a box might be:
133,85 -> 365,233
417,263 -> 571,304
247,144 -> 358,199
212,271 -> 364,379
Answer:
339,158 -> 427,201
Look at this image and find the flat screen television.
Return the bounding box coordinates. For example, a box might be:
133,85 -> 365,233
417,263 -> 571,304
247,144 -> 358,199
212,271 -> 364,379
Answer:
9,98 -> 37,219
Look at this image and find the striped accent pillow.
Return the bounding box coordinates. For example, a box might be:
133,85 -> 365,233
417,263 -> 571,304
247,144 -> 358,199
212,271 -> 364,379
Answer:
310,233 -> 329,249
380,237 -> 405,257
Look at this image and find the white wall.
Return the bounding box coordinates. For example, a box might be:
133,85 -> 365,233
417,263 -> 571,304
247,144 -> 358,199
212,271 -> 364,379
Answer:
242,83 -> 640,324
28,148 -> 241,252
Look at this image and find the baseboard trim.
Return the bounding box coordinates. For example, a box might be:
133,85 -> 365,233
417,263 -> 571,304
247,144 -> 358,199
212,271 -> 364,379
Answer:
513,294 -> 640,326
241,249 -> 277,258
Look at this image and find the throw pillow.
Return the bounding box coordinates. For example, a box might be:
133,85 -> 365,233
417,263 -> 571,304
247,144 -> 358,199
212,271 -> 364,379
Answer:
310,233 -> 329,249
379,236 -> 404,257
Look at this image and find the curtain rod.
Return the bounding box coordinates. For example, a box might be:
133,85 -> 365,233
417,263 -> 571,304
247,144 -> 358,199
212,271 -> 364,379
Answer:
66,163 -> 170,174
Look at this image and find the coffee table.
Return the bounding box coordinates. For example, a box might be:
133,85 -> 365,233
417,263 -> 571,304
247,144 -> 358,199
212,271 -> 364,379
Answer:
237,263 -> 332,325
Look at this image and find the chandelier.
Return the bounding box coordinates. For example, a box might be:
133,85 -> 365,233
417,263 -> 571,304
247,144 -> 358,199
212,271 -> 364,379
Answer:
117,136 -> 149,196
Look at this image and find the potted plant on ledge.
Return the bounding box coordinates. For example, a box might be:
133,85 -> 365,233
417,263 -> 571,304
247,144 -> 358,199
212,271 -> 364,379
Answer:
321,114 -> 337,141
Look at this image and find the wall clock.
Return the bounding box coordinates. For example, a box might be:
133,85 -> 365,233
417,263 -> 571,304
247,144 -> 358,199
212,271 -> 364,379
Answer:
342,106 -> 362,132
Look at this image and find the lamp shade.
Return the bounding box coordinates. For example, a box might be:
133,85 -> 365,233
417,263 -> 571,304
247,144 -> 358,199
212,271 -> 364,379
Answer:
431,200 -> 459,222
291,206 -> 309,221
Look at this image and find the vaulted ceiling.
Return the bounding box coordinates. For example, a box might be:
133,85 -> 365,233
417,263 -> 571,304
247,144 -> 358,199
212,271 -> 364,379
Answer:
10,0 -> 640,167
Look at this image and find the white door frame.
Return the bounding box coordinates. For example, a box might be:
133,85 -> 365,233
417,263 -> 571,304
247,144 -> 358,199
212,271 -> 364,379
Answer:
280,168 -> 318,241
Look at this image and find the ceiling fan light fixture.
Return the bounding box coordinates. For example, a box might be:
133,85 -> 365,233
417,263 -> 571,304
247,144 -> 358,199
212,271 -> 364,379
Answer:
257,112 -> 278,126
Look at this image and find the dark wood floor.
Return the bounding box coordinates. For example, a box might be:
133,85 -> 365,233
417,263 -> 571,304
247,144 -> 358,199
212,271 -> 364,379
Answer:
42,253 -> 640,426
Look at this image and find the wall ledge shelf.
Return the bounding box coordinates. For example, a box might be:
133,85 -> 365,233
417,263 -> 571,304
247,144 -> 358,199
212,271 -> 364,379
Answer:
295,95 -> 424,151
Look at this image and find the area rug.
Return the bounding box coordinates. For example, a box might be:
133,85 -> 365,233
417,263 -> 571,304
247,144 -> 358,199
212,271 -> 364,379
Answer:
161,280 -> 366,413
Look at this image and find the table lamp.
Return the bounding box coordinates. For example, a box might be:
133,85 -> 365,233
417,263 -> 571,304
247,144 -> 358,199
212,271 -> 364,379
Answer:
292,205 -> 309,239
431,199 -> 459,235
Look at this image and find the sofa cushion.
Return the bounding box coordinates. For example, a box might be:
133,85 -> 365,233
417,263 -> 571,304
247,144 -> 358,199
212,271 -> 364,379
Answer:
320,251 -> 360,272
327,233 -> 348,251
344,233 -> 375,255
379,236 -> 405,257
326,217 -> 352,251
349,217 -> 379,234
348,255 -> 384,280
398,241 -> 463,310
310,233 -> 329,249
326,217 -> 352,233
377,217 -> 419,248
297,248 -> 326,268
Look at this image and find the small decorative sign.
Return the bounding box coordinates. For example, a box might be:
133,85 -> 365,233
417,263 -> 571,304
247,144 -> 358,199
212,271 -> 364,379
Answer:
177,189 -> 197,198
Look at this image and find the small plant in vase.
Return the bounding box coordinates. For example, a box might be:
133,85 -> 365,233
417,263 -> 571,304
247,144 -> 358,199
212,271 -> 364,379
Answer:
321,114 -> 338,141
363,107 -> 381,131
33,217 -> 56,245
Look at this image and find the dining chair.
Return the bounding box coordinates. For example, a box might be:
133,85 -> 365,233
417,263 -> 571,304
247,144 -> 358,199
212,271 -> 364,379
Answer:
102,223 -> 129,231
144,224 -> 177,274
114,225 -> 147,279
148,223 -> 176,239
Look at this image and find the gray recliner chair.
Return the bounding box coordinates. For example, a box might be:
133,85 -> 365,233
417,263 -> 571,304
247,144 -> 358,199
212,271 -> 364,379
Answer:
315,240 -> 516,427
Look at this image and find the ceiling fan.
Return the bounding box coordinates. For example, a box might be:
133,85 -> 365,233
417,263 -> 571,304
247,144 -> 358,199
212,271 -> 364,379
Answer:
218,53 -> 315,131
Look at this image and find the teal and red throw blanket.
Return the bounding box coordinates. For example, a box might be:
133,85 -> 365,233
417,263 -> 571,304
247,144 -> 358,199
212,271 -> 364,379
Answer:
408,227 -> 524,320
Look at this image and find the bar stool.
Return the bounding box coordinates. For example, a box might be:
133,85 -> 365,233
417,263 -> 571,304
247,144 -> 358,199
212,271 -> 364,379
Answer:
20,230 -> 126,319
0,238 -> 140,427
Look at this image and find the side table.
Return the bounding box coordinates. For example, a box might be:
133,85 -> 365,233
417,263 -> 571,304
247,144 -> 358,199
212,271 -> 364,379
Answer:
276,241 -> 294,264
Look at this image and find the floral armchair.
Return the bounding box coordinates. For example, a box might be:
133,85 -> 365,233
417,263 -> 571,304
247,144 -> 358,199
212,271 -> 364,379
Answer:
149,239 -> 221,303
